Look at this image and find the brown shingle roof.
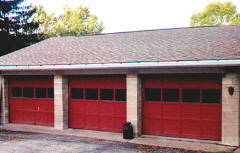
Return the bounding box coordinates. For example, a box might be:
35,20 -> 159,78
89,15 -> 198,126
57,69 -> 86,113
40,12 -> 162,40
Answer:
0,25 -> 240,66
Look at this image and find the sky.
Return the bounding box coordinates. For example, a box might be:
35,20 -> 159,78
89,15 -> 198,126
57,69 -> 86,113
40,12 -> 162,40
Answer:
25,0 -> 240,33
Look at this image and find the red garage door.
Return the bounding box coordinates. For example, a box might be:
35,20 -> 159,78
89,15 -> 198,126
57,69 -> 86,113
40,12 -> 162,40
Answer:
9,76 -> 54,126
142,75 -> 221,140
69,76 -> 126,132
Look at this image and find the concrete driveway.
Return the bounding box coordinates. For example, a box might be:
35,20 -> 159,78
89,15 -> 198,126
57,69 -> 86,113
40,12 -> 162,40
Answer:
0,130 -> 197,153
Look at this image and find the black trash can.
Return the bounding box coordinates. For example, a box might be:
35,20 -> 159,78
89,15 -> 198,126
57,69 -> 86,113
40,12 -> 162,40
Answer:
123,122 -> 134,139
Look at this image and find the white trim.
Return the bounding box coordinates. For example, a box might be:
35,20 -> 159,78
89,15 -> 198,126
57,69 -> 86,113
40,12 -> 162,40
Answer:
0,59 -> 240,70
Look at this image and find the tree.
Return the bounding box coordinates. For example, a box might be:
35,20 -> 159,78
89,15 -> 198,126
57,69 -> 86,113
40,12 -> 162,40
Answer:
0,0 -> 42,56
32,5 -> 57,36
190,1 -> 240,26
33,5 -> 104,37
0,0 -> 39,35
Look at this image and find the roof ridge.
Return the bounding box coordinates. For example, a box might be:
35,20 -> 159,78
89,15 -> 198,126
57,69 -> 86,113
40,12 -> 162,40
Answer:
73,25 -> 239,37
44,25 -> 240,39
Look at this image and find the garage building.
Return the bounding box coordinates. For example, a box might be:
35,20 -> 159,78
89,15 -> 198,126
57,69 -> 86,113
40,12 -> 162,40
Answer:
0,25 -> 239,146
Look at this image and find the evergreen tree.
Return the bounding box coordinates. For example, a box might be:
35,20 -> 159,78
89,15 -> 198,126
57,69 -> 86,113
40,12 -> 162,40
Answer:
0,0 -> 42,56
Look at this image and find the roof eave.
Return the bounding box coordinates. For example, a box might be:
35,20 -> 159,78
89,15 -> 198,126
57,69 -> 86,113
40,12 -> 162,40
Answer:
0,59 -> 240,71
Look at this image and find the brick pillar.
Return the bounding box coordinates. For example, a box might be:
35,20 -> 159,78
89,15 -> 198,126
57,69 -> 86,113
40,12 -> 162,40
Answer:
54,75 -> 68,130
126,74 -> 142,136
222,73 -> 240,146
0,76 -> 8,124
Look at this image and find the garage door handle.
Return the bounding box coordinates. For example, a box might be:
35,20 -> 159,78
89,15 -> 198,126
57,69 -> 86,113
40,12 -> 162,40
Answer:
37,106 -> 39,111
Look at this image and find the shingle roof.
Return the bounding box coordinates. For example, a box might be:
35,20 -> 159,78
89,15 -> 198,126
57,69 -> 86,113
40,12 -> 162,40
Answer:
0,25 -> 240,66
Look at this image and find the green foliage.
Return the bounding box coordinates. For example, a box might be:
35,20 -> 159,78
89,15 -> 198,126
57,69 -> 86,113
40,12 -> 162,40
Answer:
33,5 -> 104,37
0,0 -> 43,56
190,1 -> 240,26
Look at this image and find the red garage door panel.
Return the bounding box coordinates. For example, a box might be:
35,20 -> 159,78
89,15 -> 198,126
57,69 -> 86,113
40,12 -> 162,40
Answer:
9,76 -> 54,126
182,104 -> 201,119
182,121 -> 201,138
163,120 -> 181,136
69,76 -> 126,132
142,75 -> 221,140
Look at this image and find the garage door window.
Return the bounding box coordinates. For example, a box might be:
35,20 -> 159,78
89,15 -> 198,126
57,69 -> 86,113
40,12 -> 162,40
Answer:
202,89 -> 220,103
182,89 -> 200,103
145,88 -> 161,101
100,89 -> 113,101
48,88 -> 54,99
70,88 -> 127,101
12,87 -> 22,97
23,87 -> 34,98
85,88 -> 98,100
12,87 -> 54,99
36,88 -> 47,98
163,88 -> 179,102
71,88 -> 83,99
115,89 -> 126,101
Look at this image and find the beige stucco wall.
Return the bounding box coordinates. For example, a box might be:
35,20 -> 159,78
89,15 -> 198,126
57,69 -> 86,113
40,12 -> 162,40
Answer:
222,73 -> 240,146
126,74 -> 142,136
54,75 -> 68,130
0,76 -> 8,124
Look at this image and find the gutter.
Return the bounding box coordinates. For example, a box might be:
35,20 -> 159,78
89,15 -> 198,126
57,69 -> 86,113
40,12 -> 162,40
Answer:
0,59 -> 240,71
